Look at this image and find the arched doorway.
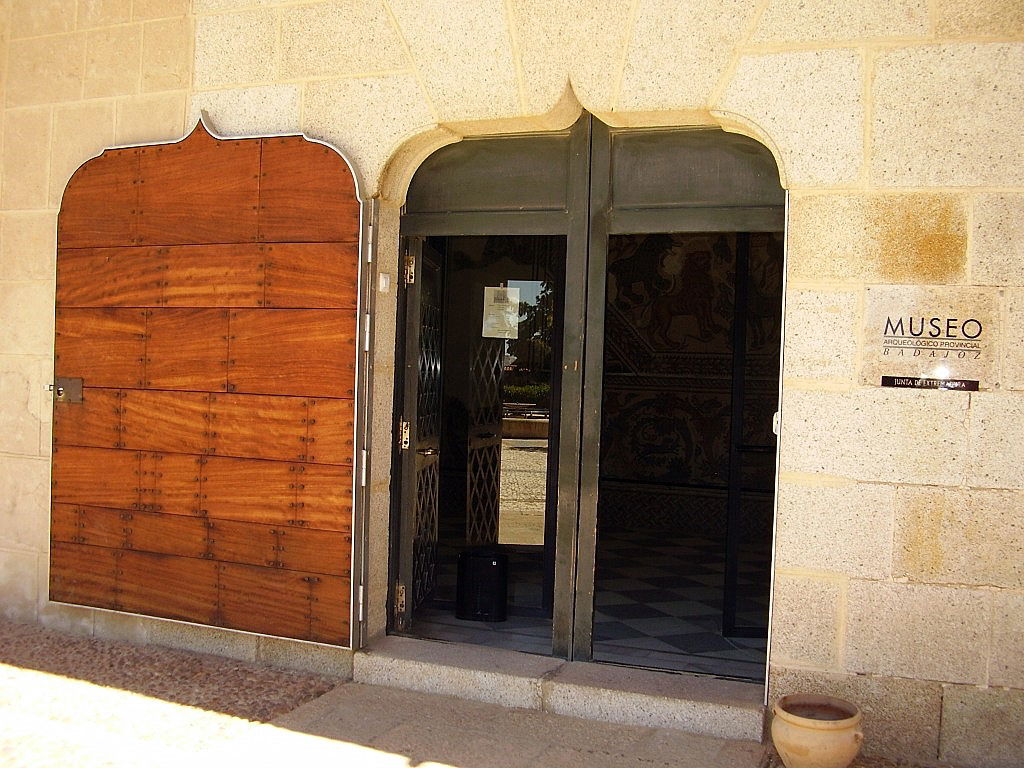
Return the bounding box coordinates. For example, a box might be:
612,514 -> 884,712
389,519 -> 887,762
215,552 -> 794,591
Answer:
390,114 -> 784,681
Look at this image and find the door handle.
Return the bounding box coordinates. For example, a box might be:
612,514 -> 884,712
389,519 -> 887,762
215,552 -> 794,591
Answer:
416,447 -> 438,456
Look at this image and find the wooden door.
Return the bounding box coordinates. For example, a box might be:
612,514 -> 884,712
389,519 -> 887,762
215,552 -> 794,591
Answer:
50,123 -> 362,647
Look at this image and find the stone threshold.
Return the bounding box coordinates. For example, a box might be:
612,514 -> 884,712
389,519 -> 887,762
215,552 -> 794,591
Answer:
353,635 -> 765,742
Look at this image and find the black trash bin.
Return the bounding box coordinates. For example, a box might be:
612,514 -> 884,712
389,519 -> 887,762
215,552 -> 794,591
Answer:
456,549 -> 508,622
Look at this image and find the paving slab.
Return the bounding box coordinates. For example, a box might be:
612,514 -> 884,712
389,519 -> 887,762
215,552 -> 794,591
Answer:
0,619 -> 949,768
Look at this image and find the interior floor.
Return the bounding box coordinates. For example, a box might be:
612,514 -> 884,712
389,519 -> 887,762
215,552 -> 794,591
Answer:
411,530 -> 551,656
408,528 -> 768,680
593,529 -> 767,679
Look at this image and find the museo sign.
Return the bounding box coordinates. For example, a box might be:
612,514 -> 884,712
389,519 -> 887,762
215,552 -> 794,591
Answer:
862,287 -> 996,389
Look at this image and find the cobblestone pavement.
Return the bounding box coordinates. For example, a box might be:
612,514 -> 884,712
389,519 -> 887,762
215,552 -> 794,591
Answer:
0,619 -> 944,768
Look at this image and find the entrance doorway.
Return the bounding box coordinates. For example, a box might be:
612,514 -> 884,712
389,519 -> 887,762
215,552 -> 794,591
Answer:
390,115 -> 784,681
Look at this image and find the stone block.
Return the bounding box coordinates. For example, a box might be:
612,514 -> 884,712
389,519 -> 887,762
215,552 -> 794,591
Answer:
871,44 -> 1024,187
844,580 -> 989,684
302,74 -> 435,196
787,193 -> 967,284
769,665 -> 941,761
990,590 -> 1024,688
368,363 -> 395,471
93,610 -> 155,644
39,358 -> 53,459
618,0 -> 758,112
0,211 -> 57,281
278,1 -> 406,80
775,481 -> 894,578
115,92 -> 187,146
751,0 -> 929,42
861,285 -> 995,388
0,548 -> 38,622
77,0 -> 132,30
1006,290 -> 1024,391
782,288 -> 858,381
769,573 -> 843,669
387,0 -> 518,121
37,600 -> 96,637
142,17 -> 192,93
894,486 -> 1024,589
84,25 -> 142,99
1,458 -> 49,546
968,393 -> 1024,489
372,284 -> 398,368
779,388 -> 969,486
6,35 -> 85,107
49,101 -> 117,207
193,10 -> 276,89
934,0 -> 1024,38
193,0 -> 290,10
0,359 -> 48,459
716,50 -> 862,187
940,685 -> 1024,768
0,282 -> 56,356
542,661 -> 763,740
10,0 -> 75,38
2,107 -> 51,209
354,634 -> 563,709
190,85 -> 301,137
148,619 -> 259,662
257,636 -> 354,678
376,202 -> 401,274
970,194 -> 1024,287
510,0 -> 632,115
366,454 -> 392,639
134,0 -> 191,19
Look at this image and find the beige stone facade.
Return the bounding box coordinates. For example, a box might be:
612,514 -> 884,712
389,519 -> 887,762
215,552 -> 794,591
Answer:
1,1 -> 1022,765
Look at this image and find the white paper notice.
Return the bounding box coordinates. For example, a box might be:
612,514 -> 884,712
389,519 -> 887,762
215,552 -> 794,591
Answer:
482,286 -> 520,339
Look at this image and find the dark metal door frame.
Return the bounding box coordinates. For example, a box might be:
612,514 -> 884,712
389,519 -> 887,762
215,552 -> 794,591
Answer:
392,114 -> 785,664
394,237 -> 445,633
393,237 -> 423,633
550,115 -> 592,658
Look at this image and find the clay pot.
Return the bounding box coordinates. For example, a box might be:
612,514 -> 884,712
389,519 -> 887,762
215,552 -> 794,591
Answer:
771,694 -> 863,768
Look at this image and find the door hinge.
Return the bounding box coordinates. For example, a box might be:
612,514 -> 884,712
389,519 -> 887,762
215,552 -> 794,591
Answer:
395,582 -> 407,616
403,243 -> 415,285
357,584 -> 365,622
364,313 -> 371,352
359,449 -> 368,487
399,420 -> 411,450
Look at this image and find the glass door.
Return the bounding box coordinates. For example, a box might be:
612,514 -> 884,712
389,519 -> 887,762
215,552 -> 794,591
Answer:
395,235 -> 566,655
394,115 -> 785,679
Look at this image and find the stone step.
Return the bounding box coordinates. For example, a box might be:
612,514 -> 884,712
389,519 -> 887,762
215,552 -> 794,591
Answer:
353,635 -> 765,742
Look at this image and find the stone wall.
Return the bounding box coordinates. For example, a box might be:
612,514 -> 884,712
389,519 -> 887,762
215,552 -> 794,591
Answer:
0,0 -> 194,637
0,1 -> 1022,765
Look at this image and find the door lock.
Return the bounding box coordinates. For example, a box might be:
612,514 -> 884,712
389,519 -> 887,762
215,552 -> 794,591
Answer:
50,378 -> 83,404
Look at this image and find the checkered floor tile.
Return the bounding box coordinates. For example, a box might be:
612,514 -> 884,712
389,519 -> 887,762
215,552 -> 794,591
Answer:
593,529 -> 768,679
408,529 -> 769,681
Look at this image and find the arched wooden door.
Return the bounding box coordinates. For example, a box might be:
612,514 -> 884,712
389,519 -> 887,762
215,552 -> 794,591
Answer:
49,122 -> 363,646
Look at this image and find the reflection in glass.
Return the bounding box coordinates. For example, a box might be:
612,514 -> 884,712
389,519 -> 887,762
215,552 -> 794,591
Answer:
593,231 -> 782,680
407,235 -> 564,655
499,279 -> 550,547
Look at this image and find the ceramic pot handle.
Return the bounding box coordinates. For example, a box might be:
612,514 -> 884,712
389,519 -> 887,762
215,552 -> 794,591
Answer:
854,731 -> 864,743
